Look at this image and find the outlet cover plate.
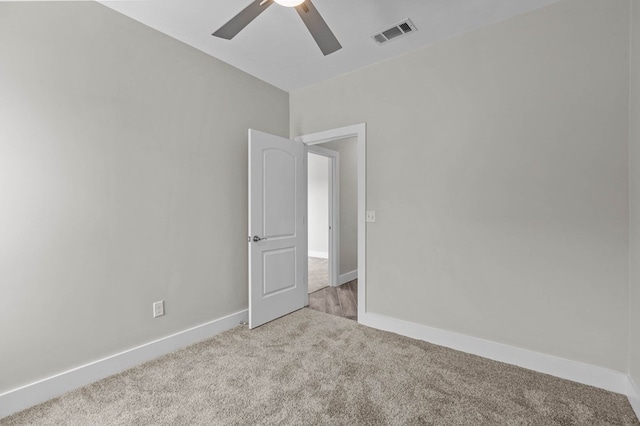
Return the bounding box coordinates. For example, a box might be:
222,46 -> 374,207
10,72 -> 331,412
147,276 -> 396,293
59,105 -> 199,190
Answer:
366,210 -> 376,223
153,301 -> 164,318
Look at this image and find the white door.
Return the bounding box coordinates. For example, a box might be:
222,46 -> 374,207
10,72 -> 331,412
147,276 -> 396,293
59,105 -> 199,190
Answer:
248,129 -> 306,329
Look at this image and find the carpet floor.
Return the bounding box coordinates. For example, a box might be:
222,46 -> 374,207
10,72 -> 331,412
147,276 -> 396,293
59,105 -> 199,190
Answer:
2,309 -> 638,425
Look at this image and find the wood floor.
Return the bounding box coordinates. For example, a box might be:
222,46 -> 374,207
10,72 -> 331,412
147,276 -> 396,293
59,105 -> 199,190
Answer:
308,280 -> 357,321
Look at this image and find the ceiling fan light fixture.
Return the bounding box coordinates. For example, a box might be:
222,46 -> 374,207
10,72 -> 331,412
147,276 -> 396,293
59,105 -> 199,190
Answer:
274,0 -> 305,7
213,0 -> 340,56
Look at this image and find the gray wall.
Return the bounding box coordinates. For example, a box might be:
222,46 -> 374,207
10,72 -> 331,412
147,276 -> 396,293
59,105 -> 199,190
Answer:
291,0 -> 630,371
307,153 -> 329,256
319,138 -> 358,276
0,2 -> 288,393
630,0 -> 640,385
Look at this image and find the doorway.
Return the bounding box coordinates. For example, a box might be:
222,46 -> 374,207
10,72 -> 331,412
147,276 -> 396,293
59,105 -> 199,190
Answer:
307,146 -> 338,295
307,151 -> 330,293
307,143 -> 356,318
247,124 -> 366,328
299,127 -> 364,321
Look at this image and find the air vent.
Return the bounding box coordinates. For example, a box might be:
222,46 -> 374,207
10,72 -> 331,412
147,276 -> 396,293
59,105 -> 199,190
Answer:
371,19 -> 417,46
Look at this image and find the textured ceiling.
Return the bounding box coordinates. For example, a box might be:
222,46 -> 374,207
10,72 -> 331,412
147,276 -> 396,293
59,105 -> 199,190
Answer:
100,0 -> 561,91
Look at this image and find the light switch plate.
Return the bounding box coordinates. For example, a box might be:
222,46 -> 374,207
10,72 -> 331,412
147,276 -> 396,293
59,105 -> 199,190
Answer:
366,210 -> 376,223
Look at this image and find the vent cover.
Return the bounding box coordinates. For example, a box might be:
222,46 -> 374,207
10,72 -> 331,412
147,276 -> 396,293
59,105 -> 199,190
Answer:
371,19 -> 417,45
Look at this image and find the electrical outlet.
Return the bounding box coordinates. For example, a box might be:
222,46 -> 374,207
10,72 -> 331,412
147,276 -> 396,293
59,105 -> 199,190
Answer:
366,210 -> 376,223
153,301 -> 164,318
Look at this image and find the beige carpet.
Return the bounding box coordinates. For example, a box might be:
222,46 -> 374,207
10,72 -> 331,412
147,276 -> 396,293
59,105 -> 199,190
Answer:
2,309 -> 638,425
308,257 -> 328,293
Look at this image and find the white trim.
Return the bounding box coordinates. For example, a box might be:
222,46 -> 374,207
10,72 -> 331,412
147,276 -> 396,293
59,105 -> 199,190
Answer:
629,376 -> 640,420
359,311 -> 629,395
338,270 -> 358,286
308,251 -> 329,259
629,3 -> 639,421
296,123 -> 366,320
0,310 -> 248,420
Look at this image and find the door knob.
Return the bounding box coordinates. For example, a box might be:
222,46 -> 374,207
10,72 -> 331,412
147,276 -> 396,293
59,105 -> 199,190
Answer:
253,235 -> 267,242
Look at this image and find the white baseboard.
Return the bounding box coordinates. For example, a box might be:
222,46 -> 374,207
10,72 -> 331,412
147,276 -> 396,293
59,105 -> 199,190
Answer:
3,309 -> 637,422
629,375 -> 640,421
0,309 -> 248,420
308,251 -> 328,259
358,312 -> 628,396
337,270 -> 357,286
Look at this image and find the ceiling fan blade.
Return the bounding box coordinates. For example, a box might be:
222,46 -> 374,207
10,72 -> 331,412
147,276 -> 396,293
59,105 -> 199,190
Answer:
295,0 -> 342,56
213,0 -> 273,40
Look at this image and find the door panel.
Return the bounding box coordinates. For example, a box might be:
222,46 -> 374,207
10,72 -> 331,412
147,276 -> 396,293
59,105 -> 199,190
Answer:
263,149 -> 296,238
263,248 -> 296,295
248,129 -> 306,329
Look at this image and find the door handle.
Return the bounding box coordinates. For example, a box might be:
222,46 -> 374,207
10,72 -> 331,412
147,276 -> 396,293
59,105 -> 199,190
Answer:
253,235 -> 267,242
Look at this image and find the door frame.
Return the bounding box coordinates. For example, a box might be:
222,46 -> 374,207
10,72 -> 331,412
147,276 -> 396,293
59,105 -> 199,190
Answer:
306,145 -> 339,288
295,123 -> 366,321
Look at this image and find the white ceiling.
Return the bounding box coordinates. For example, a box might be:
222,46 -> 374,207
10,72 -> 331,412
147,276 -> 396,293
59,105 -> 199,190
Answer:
99,0 -> 561,92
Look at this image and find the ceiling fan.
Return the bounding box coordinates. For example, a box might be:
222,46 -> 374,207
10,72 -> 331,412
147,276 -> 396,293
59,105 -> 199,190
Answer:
212,0 -> 342,56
